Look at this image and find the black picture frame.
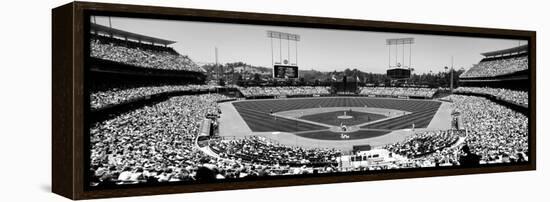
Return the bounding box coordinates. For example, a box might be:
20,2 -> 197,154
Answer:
52,1 -> 536,200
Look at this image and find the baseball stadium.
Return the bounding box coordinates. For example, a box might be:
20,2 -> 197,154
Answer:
86,16 -> 530,187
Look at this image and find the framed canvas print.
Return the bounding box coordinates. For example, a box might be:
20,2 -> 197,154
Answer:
52,1 -> 536,200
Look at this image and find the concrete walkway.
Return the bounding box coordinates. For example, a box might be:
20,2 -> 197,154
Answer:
427,101 -> 452,130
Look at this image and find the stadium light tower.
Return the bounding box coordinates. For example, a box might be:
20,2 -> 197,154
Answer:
386,38 -> 414,69
267,30 -> 300,66
450,56 -> 454,93
267,31 -> 301,80
386,38 -> 414,80
444,56 -> 455,93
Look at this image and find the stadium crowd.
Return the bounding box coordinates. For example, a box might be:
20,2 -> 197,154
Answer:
90,35 -> 203,72
359,87 -> 438,98
89,93 -> 344,186
88,85 -> 528,185
238,86 -> 331,97
453,87 -> 528,106
450,95 -> 528,164
89,94 -> 228,186
209,136 -> 341,165
382,95 -> 527,167
384,130 -> 459,158
460,55 -> 527,78
90,84 -> 220,110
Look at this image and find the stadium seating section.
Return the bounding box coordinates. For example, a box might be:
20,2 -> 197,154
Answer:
238,86 -> 331,97
90,84 -> 219,110
90,94 -> 227,185
454,87 -> 528,106
460,55 -> 527,78
359,87 -> 438,98
385,130 -> 459,158
91,35 -> 203,72
450,95 -> 528,164
209,136 -> 341,165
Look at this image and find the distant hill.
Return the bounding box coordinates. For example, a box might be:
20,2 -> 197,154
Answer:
201,62 -> 271,75
201,62 -> 464,87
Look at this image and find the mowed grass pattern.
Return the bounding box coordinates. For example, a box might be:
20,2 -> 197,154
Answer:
232,97 -> 441,133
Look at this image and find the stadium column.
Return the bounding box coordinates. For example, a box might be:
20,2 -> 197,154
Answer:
409,42 -> 412,69
295,40 -> 298,65
395,42 -> 398,67
388,43 -> 391,68
288,37 -> 290,64
279,37 -> 282,64
271,37 -> 274,67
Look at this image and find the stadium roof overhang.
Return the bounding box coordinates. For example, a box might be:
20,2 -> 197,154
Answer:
481,44 -> 528,57
90,23 -> 177,46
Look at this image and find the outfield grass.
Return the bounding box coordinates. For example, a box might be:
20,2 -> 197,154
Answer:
232,97 -> 441,136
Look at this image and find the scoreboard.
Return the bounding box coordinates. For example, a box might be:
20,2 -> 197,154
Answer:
387,68 -> 411,79
274,65 -> 299,79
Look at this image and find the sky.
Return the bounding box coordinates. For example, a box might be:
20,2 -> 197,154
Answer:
92,16 -> 527,74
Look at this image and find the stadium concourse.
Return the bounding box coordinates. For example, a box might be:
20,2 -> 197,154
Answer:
86,23 -> 529,187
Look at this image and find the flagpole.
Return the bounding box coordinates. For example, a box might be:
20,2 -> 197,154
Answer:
451,56 -> 454,93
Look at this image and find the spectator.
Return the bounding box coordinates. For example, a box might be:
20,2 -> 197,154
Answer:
458,145 -> 481,167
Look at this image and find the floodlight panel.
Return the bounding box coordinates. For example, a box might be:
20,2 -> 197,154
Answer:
267,30 -> 300,41
386,38 -> 415,45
